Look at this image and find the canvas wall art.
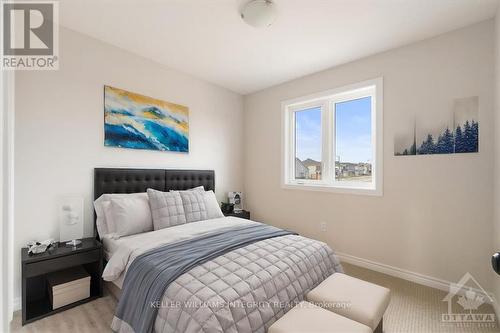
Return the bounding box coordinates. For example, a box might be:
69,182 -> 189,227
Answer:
104,86 -> 189,152
394,96 -> 478,156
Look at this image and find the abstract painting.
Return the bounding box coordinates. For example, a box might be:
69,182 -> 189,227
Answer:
394,96 -> 478,156
104,86 -> 189,152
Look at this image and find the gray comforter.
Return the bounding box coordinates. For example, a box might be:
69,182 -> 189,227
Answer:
108,219 -> 342,333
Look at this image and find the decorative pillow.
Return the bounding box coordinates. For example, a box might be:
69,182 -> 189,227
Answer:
203,190 -> 224,219
189,186 -> 205,191
94,192 -> 148,238
109,196 -> 153,237
170,186 -> 204,192
147,189 -> 186,230
179,190 -> 208,223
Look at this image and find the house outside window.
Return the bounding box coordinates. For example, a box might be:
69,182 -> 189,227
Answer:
282,78 -> 383,196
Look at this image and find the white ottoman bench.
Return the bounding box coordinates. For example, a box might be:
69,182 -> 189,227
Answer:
307,273 -> 390,333
268,301 -> 372,333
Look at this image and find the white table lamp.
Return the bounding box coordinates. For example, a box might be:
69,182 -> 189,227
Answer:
59,196 -> 84,246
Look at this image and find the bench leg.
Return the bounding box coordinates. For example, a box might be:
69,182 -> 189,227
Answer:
374,319 -> 383,333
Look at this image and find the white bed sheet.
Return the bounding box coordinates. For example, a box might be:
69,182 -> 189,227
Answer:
102,236 -> 128,289
102,236 -> 119,261
103,235 -> 148,261
101,216 -> 256,283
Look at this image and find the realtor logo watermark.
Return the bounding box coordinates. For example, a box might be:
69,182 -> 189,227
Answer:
2,1 -> 59,70
442,272 -> 496,328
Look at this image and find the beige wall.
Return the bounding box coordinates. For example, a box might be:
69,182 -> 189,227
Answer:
244,21 -> 495,290
13,27 -> 244,303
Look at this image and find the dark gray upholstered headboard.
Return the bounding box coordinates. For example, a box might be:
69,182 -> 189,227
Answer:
93,168 -> 215,239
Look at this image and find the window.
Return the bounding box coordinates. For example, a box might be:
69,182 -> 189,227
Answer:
282,78 -> 383,195
335,97 -> 372,183
295,106 -> 322,180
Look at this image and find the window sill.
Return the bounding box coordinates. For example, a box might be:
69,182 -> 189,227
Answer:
282,182 -> 382,196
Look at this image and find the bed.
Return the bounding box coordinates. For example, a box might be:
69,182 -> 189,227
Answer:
94,168 -> 343,333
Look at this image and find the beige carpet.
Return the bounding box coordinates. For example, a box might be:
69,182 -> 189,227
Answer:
10,262 -> 500,333
343,262 -> 499,333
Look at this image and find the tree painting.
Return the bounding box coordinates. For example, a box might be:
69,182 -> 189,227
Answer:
394,96 -> 478,156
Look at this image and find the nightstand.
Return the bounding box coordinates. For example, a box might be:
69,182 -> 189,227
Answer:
21,237 -> 103,325
224,210 -> 251,220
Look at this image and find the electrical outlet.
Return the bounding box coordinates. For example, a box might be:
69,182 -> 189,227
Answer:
320,221 -> 327,232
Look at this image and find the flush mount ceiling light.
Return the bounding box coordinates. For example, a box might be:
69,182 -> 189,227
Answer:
240,0 -> 277,28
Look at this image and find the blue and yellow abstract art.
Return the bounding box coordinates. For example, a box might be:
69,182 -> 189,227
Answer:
104,86 -> 189,152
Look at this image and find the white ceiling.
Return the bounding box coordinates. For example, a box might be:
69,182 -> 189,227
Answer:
59,0 -> 498,95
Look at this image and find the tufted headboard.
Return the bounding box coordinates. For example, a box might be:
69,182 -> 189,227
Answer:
93,168 -> 215,239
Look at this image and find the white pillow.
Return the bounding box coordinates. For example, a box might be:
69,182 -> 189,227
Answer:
108,195 -> 153,237
203,190 -> 224,219
94,196 -> 111,237
103,203 -> 116,236
170,186 -> 204,192
93,192 -> 149,238
189,186 -> 205,191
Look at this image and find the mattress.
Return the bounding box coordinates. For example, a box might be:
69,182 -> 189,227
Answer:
103,217 -> 342,333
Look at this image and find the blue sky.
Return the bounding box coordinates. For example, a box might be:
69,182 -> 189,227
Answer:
295,97 -> 372,163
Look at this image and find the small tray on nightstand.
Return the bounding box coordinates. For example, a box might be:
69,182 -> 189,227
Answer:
223,210 -> 251,220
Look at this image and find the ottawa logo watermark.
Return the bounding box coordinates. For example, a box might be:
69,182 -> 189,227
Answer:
2,1 -> 59,70
442,272 -> 496,328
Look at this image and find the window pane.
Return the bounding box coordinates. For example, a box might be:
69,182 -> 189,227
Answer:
295,106 -> 322,180
335,97 -> 372,182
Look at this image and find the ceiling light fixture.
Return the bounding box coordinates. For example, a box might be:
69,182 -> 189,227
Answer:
240,0 -> 277,28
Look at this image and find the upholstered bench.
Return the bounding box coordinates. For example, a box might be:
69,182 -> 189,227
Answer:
268,301 -> 372,333
307,273 -> 390,333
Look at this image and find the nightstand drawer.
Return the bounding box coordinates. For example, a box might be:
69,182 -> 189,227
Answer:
24,249 -> 100,278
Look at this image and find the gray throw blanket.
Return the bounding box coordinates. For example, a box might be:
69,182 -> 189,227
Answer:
113,223 -> 296,333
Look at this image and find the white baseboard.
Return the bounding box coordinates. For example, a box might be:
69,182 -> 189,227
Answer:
337,251 -> 499,315
11,254 -> 500,321
337,252 -> 456,292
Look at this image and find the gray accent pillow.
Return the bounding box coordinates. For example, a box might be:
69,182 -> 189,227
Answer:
179,190 -> 208,223
147,189 -> 186,230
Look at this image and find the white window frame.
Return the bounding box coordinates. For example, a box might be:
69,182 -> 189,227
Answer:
281,77 -> 383,196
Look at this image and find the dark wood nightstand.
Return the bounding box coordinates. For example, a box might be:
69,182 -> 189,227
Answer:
224,210 -> 251,220
21,238 -> 103,325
